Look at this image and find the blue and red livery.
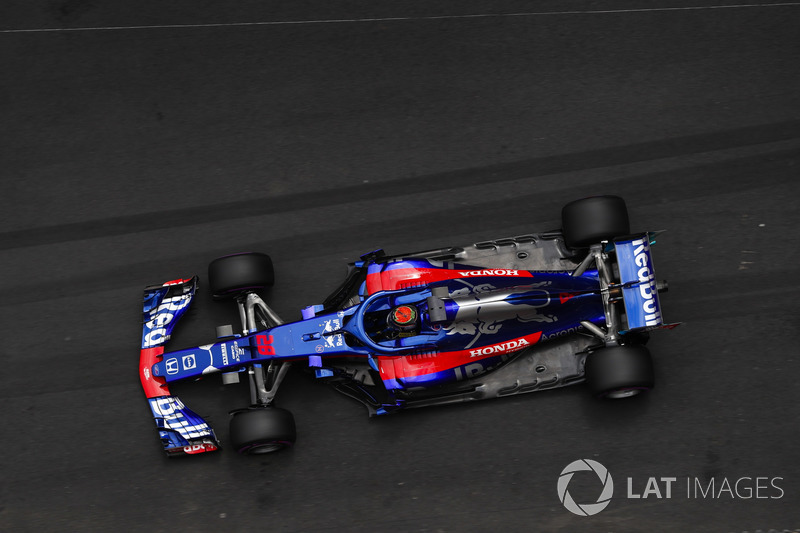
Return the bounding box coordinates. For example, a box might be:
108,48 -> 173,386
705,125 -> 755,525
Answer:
137,196 -> 675,456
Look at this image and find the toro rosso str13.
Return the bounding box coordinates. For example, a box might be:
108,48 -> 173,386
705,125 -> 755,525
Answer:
138,196 -> 675,456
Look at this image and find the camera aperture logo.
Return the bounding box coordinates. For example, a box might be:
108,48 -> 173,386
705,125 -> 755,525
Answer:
557,459 -> 614,516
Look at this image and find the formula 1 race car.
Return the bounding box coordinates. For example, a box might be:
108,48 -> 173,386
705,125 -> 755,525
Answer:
139,195 -> 674,456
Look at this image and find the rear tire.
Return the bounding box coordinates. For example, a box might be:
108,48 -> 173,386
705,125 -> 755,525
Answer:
208,252 -> 274,299
561,195 -> 630,249
229,407 -> 296,455
585,344 -> 654,398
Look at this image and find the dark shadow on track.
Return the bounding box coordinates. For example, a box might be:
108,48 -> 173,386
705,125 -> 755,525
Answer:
2,119 -> 799,250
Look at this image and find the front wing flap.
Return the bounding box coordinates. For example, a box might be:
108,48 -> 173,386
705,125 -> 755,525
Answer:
147,396 -> 219,456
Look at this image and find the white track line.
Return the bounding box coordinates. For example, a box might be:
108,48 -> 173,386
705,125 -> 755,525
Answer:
1,3 -> 799,34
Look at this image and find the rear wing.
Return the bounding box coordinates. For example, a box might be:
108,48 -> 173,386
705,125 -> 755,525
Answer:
139,277 -> 220,456
614,234 -> 674,332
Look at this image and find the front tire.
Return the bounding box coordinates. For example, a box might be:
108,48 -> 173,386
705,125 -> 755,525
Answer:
585,344 -> 654,398
561,195 -> 630,249
229,407 -> 296,455
208,252 -> 274,299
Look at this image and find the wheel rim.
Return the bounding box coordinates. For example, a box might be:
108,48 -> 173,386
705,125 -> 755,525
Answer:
249,444 -> 282,454
605,388 -> 646,399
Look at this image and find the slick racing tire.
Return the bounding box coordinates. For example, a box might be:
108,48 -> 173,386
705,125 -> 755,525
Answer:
561,195 -> 630,249
229,407 -> 296,455
208,252 -> 274,299
585,344 -> 654,399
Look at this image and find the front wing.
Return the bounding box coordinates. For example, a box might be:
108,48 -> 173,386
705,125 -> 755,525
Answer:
139,277 -> 220,456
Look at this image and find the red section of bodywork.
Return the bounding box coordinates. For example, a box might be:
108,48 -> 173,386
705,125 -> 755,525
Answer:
255,334 -> 275,355
140,346 -> 170,398
366,266 -> 534,294
559,292 -> 578,304
377,331 -> 543,380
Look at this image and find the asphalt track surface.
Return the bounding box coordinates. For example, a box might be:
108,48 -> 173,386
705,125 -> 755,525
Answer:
2,1 -> 800,531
